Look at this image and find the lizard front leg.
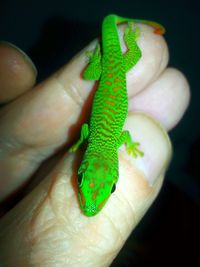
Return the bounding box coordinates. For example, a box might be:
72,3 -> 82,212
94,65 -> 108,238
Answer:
69,123 -> 89,152
83,43 -> 102,80
118,130 -> 144,157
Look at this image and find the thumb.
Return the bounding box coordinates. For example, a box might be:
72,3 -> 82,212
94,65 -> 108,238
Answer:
0,113 -> 171,267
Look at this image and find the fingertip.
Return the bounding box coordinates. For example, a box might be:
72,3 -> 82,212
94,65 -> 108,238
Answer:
0,41 -> 37,103
123,113 -> 172,186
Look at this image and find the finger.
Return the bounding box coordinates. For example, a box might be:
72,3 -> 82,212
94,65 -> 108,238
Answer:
129,68 -> 190,130
0,114 -> 172,266
0,42 -> 37,104
0,24 -> 168,201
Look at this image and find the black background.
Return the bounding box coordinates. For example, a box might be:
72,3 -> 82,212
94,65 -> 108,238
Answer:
0,0 -> 199,266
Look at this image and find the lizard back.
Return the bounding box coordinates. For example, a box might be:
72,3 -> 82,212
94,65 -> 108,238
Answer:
88,15 -> 128,149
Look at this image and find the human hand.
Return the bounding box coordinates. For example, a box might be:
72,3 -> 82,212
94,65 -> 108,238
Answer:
0,23 -> 190,267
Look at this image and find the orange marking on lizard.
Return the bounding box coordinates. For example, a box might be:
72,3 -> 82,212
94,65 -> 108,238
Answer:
99,182 -> 105,188
101,117 -> 111,125
114,77 -> 121,82
154,28 -> 163,35
105,80 -> 112,85
89,181 -> 95,188
106,101 -> 115,106
92,190 -> 98,200
98,196 -> 109,210
113,86 -> 121,92
101,111 -> 113,120
104,105 -> 118,114
79,191 -> 85,206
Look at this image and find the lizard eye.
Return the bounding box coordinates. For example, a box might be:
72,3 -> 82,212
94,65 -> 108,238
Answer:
111,184 -> 116,194
77,174 -> 83,187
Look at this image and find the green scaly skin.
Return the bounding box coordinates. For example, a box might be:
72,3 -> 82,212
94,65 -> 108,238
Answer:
70,15 -> 165,216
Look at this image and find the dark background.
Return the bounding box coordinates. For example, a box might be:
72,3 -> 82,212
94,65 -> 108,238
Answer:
0,0 -> 199,266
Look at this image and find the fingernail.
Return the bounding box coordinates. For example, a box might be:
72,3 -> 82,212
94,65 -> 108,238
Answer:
124,113 -> 172,185
0,41 -> 37,76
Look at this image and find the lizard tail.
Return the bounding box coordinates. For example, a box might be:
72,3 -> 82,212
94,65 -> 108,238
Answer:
108,14 -> 165,35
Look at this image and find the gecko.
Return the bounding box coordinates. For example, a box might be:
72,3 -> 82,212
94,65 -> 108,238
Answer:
70,14 -> 165,216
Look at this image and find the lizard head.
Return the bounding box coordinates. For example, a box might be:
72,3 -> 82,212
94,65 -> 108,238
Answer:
77,156 -> 118,216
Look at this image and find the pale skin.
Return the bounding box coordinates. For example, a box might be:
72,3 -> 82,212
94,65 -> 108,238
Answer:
0,21 -> 190,267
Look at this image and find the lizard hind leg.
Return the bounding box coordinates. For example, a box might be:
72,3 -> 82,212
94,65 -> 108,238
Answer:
83,43 -> 102,80
123,22 -> 142,72
119,130 -> 144,158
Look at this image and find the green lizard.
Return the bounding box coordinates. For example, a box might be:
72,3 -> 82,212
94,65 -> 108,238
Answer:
70,14 -> 165,216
